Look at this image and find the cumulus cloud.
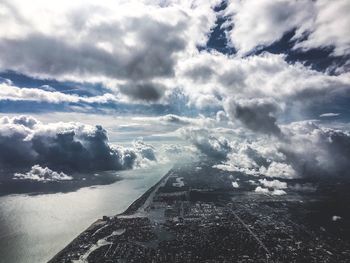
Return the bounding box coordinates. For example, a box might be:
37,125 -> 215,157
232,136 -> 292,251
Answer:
162,144 -> 183,155
255,186 -> 286,195
271,189 -> 287,196
0,1 -> 349,113
225,98 -> 281,135
293,0 -> 350,56
214,148 -> 262,176
254,186 -> 269,194
216,111 -> 229,123
0,18 -> 185,81
0,115 -> 156,178
332,215 -> 342,222
132,139 -> 157,167
280,122 -> 350,178
231,181 -> 239,188
225,0 -> 312,55
14,165 -> 73,181
259,179 -> 287,190
158,143 -> 198,164
279,122 -> 350,177
225,0 -> 350,56
178,52 -> 350,114
0,0 -> 220,102
118,82 -> 165,102
181,128 -> 231,160
259,162 -> 297,179
193,119 -> 350,180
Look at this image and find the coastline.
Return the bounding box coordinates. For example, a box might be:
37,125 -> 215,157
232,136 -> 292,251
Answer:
48,167 -> 172,262
120,170 -> 171,215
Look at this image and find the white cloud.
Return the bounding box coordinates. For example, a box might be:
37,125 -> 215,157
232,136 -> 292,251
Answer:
0,1 -> 349,110
293,0 -> 350,56
225,0 -> 350,56
320,113 -> 340,118
159,114 -> 192,125
231,181 -> 239,188
332,215 -> 342,221
159,143 -> 198,164
192,119 -> 350,180
255,186 -> 269,194
259,162 -> 298,179
271,189 -> 287,196
225,0 -> 313,55
259,179 -> 287,190
254,186 -> 286,195
181,127 -> 232,160
177,52 -> 350,112
0,82 -> 119,104
14,165 -> 73,181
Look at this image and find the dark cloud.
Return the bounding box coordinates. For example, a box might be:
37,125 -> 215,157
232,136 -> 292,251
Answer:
244,146 -> 270,167
133,140 -> 156,161
182,128 -> 231,160
211,121 -> 350,180
0,17 -> 186,82
119,82 -> 165,102
8,115 -> 37,128
30,125 -> 137,172
0,116 -> 156,178
184,65 -> 215,83
226,99 -> 281,136
280,124 -> 350,178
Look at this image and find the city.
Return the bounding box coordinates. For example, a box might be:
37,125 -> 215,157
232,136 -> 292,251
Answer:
50,162 -> 350,262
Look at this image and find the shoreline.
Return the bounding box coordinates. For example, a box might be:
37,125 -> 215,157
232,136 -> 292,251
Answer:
120,169 -> 171,215
48,167 -> 172,262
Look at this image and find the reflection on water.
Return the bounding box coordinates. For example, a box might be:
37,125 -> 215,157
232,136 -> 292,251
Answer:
0,164 -> 171,263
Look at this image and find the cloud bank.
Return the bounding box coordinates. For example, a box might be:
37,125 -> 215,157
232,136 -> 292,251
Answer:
0,0 -> 219,102
0,116 -> 157,179
182,117 -> 350,180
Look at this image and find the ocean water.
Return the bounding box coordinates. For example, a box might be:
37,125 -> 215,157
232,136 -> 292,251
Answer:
0,164 -> 171,263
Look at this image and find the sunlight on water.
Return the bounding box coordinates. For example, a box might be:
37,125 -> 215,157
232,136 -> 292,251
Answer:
0,164 -> 172,263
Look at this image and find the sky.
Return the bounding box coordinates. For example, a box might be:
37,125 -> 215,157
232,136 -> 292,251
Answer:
0,0 -> 350,186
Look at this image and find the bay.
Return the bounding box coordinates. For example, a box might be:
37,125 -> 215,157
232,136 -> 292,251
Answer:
0,164 -> 171,263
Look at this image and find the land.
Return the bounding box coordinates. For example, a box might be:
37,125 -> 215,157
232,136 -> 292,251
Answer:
0,171 -> 119,196
50,161 -> 350,262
